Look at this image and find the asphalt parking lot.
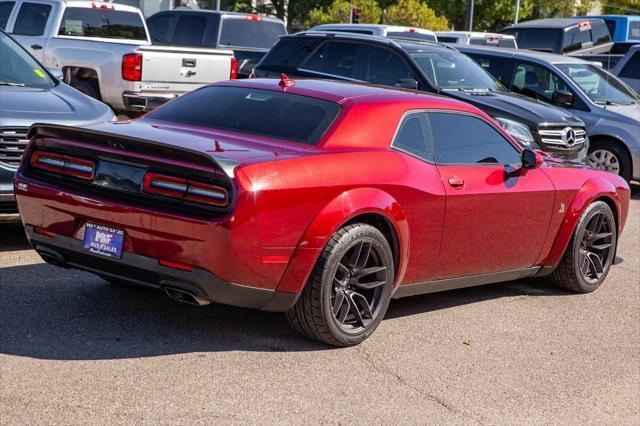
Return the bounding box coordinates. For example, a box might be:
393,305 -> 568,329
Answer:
1,185 -> 638,425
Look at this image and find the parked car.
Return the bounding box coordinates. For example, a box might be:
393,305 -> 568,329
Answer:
15,78 -> 630,346
577,15 -> 640,54
310,23 -> 436,42
613,45 -> 640,93
146,10 -> 286,78
457,45 -> 640,182
499,18 -> 613,55
254,32 -> 588,161
0,0 -> 235,113
0,29 -> 114,222
435,31 -> 517,48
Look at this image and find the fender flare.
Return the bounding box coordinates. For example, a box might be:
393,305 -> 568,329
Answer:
275,187 -> 409,295
539,177 -> 623,268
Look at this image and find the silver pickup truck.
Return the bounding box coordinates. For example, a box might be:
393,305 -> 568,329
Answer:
0,0 -> 235,113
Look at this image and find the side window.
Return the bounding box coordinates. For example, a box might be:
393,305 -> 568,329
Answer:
392,113 -> 433,162
511,62 -> 570,102
147,13 -> 174,43
12,2 -> 51,36
172,15 -> 207,46
429,112 -> 521,165
302,41 -> 360,79
468,54 -> 514,86
365,46 -> 416,86
0,1 -> 15,30
620,52 -> 640,78
591,22 -> 611,44
565,28 -> 591,52
629,21 -> 640,40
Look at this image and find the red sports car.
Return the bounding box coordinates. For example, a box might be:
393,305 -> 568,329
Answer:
15,78 -> 630,346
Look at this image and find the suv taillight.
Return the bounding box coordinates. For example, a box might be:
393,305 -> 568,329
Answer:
122,53 -> 142,81
30,151 -> 95,180
142,172 -> 229,207
230,57 -> 238,80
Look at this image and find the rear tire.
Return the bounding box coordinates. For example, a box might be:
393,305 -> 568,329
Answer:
550,201 -> 616,293
286,224 -> 394,347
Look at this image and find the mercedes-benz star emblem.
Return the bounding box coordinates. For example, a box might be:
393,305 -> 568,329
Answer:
563,127 -> 576,145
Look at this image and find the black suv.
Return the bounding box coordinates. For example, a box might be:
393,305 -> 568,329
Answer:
147,10 -> 286,78
499,18 -> 613,55
254,32 -> 588,160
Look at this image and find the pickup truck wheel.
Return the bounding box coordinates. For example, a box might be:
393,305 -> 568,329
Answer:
550,201 -> 616,293
286,224 -> 394,347
71,79 -> 102,101
587,141 -> 632,182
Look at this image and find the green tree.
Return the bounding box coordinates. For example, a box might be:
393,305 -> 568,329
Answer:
306,0 -> 384,26
383,0 -> 449,30
601,0 -> 640,14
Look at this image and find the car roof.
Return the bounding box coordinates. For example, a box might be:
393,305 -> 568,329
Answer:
285,31 -> 451,52
214,78 -> 476,110
502,17 -> 604,29
151,8 -> 284,23
455,44 -> 592,64
312,23 -> 435,35
436,31 -> 514,39
61,1 -> 141,13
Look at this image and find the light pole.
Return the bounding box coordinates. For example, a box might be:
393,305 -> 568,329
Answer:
465,0 -> 474,31
215,0 -> 220,11
514,0 -> 520,24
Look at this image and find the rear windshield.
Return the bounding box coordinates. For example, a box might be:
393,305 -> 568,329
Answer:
436,36 -> 458,43
469,37 -> 516,48
219,18 -> 285,49
500,28 -> 561,53
58,7 -> 147,41
148,86 -> 340,145
387,31 -> 436,42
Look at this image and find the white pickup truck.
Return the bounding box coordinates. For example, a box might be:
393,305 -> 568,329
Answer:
0,0 -> 235,113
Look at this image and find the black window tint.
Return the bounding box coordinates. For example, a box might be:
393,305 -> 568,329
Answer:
437,36 -> 458,44
605,19 -> 616,38
302,41 -> 360,79
392,113 -> 433,162
620,52 -> 640,78
323,29 -> 374,35
0,1 -> 14,30
147,13 -> 174,43
13,2 -> 50,36
511,62 -> 571,102
387,31 -> 436,42
58,8 -> 146,40
566,28 -> 591,52
468,54 -> 514,85
148,87 -> 341,145
591,22 -> 611,44
429,112 -> 521,165
259,38 -> 321,69
365,46 -> 415,86
501,28 -> 561,53
219,18 -> 286,49
629,21 -> 640,40
172,15 -> 206,46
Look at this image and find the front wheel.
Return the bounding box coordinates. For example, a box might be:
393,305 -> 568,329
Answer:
550,201 -> 617,293
587,141 -> 631,182
286,223 -> 394,347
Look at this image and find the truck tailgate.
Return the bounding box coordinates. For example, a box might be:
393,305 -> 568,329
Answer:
138,45 -> 234,86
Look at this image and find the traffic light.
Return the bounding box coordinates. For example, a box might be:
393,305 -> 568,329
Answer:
350,7 -> 360,24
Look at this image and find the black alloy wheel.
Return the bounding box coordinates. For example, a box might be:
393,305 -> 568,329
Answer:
578,210 -> 615,284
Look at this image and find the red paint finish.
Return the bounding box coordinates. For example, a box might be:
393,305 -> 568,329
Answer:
14,79 -> 630,306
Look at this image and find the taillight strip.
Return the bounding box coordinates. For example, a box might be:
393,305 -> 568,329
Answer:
150,180 -> 188,193
142,172 -> 229,207
187,186 -> 227,201
31,151 -> 95,180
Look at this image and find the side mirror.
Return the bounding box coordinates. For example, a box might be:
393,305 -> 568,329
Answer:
522,148 -> 543,170
47,67 -> 64,81
395,78 -> 419,90
552,90 -> 573,106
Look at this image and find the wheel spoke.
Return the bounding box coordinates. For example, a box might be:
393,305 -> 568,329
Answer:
354,266 -> 387,278
336,262 -> 350,279
347,291 -> 371,327
353,279 -> 387,290
349,241 -> 371,269
586,251 -> 604,277
580,252 -> 590,276
336,296 -> 351,325
332,289 -> 346,315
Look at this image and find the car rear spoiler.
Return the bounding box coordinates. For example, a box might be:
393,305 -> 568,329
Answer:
27,124 -> 239,178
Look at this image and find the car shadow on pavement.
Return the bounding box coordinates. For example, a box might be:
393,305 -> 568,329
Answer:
0,223 -> 30,252
0,262 -> 570,360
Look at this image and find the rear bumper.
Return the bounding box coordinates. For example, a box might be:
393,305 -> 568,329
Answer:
24,224 -> 297,312
122,92 -> 180,113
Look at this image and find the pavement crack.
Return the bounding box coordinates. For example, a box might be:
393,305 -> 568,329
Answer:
357,346 -> 485,425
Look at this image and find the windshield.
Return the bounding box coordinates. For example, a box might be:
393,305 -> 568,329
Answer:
219,18 -> 286,49
556,63 -> 639,105
0,32 -> 54,88
409,50 -> 504,91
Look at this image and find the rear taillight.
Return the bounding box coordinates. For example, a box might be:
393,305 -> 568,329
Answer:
122,53 -> 142,81
245,14 -> 262,21
230,57 -> 238,80
30,151 -> 95,180
142,172 -> 229,207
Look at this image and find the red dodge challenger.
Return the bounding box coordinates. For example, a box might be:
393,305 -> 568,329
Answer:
14,78 -> 630,346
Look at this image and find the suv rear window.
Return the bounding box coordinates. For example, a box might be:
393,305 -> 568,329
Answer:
58,7 -> 147,40
148,86 -> 340,145
219,18 -> 285,49
500,28 -> 561,53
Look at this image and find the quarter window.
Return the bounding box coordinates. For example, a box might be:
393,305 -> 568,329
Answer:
392,113 -> 433,162
429,112 -> 521,165
13,2 -> 50,36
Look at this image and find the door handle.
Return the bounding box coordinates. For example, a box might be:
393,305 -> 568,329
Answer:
448,177 -> 465,189
31,44 -> 43,50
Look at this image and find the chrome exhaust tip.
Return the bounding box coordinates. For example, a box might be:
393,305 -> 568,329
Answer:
163,286 -> 210,306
